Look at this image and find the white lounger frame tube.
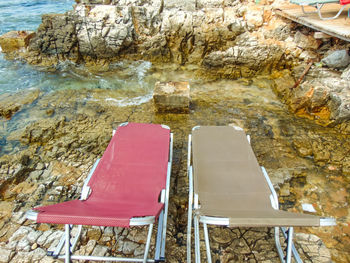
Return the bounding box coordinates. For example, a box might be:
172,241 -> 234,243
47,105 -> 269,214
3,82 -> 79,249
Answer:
186,126 -> 336,263
26,123 -> 173,263
299,2 -> 346,20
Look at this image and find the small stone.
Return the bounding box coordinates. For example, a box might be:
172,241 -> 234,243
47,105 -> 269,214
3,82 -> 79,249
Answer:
45,231 -> 63,250
211,228 -> 234,244
122,241 -> 138,255
77,240 -> 96,255
29,248 -> 46,261
87,226 -> 102,240
37,230 -> 53,246
127,228 -> 148,244
16,239 -> 31,252
153,81 -> 190,113
91,245 -> 109,257
313,32 -> 331,39
279,183 -> 290,196
103,227 -> 114,237
322,50 -> 350,69
11,211 -> 27,225
35,163 -> 45,170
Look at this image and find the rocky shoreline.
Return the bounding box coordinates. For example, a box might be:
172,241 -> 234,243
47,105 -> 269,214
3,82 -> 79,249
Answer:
0,0 -> 350,262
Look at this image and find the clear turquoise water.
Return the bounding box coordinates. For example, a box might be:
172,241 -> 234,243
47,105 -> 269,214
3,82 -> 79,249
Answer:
0,0 -> 74,35
0,0 -> 155,96
0,0 -> 75,93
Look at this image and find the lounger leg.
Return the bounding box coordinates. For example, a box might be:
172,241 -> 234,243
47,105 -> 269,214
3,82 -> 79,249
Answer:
274,227 -> 285,262
143,223 -> 154,263
203,223 -> 212,263
281,227 -> 302,263
286,227 -> 294,263
70,225 -> 82,253
187,210 -> 193,263
187,193 -> 193,263
194,215 -> 201,263
155,211 -> 164,261
316,3 -> 345,20
64,224 -> 71,263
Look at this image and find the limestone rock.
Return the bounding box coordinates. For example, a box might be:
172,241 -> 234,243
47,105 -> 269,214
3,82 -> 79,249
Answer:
0,247 -> 13,262
164,0 -> 196,11
294,31 -> 320,50
0,31 -> 35,53
153,81 -> 190,113
91,245 -> 109,257
203,32 -> 284,77
322,50 -> 350,69
245,6 -> 264,29
341,64 -> 350,80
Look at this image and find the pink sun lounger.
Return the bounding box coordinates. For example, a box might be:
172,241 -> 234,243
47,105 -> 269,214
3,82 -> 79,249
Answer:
26,122 -> 173,263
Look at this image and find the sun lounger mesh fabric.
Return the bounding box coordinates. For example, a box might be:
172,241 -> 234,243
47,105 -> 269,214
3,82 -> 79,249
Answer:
192,126 -> 320,227
34,123 -> 170,227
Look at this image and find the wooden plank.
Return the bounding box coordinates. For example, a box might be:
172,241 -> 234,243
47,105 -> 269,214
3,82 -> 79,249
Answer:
275,4 -> 350,42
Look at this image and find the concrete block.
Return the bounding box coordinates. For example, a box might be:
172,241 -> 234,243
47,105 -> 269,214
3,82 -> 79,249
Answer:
153,81 -> 190,113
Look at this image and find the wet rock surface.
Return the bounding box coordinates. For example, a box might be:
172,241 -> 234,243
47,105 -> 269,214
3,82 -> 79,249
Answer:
0,90 -> 40,119
272,68 -> 350,132
0,70 -> 349,262
0,31 -> 35,53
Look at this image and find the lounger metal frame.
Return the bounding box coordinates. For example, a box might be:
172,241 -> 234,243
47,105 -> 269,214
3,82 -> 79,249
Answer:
26,122 -> 173,263
298,1 -> 346,20
186,126 -> 335,263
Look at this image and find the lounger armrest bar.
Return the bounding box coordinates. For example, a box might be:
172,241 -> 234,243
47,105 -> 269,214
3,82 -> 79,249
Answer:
261,166 -> 279,210
231,125 -> 244,131
26,210 -> 38,221
199,216 -> 230,226
160,189 -> 166,203
80,186 -> 91,201
320,217 -> 336,226
130,216 -> 155,226
80,159 -> 100,200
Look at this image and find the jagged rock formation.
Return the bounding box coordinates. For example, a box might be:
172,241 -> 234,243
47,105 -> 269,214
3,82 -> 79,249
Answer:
22,0 -> 294,77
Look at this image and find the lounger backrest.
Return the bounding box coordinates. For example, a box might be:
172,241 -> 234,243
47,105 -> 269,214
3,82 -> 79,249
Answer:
192,126 -> 272,211
88,123 -> 170,204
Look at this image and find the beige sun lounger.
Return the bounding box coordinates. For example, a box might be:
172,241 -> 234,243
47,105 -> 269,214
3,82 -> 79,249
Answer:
187,126 -> 336,263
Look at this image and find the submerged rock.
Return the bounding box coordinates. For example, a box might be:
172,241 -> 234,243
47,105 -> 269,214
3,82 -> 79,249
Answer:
0,90 -> 40,119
